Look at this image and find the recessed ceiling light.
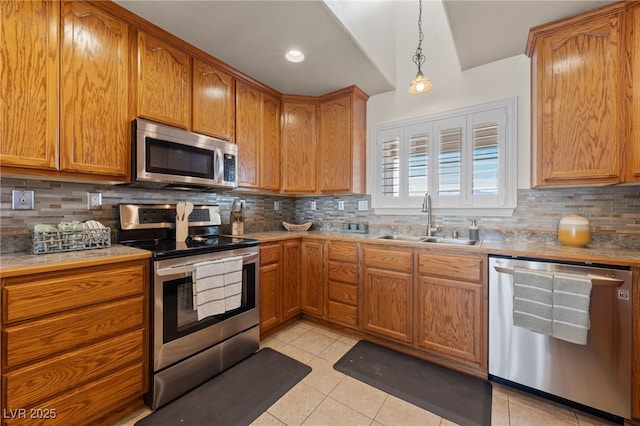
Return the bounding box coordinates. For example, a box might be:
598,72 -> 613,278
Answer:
285,49 -> 305,63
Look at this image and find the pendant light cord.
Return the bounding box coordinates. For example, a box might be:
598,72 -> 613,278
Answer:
412,0 -> 425,73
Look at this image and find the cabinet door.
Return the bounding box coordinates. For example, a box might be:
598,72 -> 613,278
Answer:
60,1 -> 129,177
192,58 -> 234,140
301,240 -> 324,317
318,95 -> 351,193
414,276 -> 483,365
137,31 -> 191,129
533,11 -> 628,186
631,4 -> 640,181
281,101 -> 317,193
282,240 -> 301,319
260,92 -> 281,191
259,262 -> 281,331
235,80 -> 261,188
0,0 -> 58,170
361,267 -> 412,343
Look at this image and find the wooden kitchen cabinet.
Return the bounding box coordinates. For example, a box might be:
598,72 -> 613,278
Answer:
526,2 -> 634,186
360,245 -> 413,343
281,97 -> 318,194
630,3 -> 640,182
318,86 -> 368,194
326,241 -> 359,328
301,239 -> 325,317
136,30 -> 191,129
1,1 -> 129,180
259,239 -> 301,335
414,251 -> 487,372
192,57 -> 235,140
1,258 -> 149,425
236,80 -> 281,190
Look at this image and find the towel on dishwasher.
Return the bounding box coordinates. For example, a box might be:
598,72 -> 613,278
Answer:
223,256 -> 243,311
552,273 -> 592,345
512,268 -> 553,335
193,259 -> 226,320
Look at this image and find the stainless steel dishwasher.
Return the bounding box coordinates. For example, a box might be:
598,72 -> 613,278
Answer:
488,255 -> 633,420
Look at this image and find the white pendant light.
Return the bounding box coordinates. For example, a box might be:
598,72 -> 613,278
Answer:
408,0 -> 432,95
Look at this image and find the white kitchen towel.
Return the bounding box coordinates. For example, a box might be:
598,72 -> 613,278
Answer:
193,259 -> 226,320
223,256 -> 243,311
552,273 -> 592,345
512,268 -> 553,335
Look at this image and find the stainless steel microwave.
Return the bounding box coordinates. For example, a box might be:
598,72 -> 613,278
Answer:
127,118 -> 237,190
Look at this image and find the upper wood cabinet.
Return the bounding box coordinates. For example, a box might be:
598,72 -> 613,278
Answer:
630,3 -> 640,181
1,0 -> 58,171
281,98 -> 318,194
318,86 -> 368,194
236,80 -> 281,190
192,58 -> 235,140
60,1 -> 129,177
1,1 -> 129,180
526,2 -> 635,187
136,31 -> 191,129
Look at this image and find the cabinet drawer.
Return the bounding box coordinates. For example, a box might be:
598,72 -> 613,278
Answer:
417,252 -> 483,283
4,362 -> 144,426
327,261 -> 357,283
328,281 -> 357,306
3,296 -> 144,369
260,243 -> 281,265
4,329 -> 144,409
363,246 -> 413,273
328,242 -> 357,263
327,301 -> 357,327
3,264 -> 145,323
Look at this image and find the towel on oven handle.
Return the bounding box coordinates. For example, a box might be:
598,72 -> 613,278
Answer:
193,259 -> 226,320
223,256 -> 243,311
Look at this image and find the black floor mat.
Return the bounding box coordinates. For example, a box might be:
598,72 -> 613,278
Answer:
136,348 -> 311,426
334,340 -> 492,426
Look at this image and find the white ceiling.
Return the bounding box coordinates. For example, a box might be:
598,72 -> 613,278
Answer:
115,0 -> 616,97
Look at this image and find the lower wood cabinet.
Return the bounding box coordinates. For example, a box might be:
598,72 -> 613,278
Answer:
326,241 -> 359,327
0,258 -> 149,425
414,251 -> 487,371
301,239 -> 325,317
360,245 -> 413,343
259,240 -> 301,335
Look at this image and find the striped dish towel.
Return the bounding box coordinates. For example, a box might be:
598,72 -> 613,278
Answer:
223,256 -> 243,311
193,259 -> 226,320
552,273 -> 592,345
512,268 -> 553,336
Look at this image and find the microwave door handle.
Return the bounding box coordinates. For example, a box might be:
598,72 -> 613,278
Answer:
214,148 -> 223,181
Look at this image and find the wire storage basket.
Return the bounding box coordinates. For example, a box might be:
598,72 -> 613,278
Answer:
32,228 -> 111,254
282,221 -> 312,232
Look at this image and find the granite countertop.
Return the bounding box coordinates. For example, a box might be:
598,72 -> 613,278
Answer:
241,230 -> 640,267
0,244 -> 151,278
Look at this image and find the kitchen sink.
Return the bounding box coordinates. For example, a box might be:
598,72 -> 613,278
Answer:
375,235 -> 480,246
376,235 -> 425,242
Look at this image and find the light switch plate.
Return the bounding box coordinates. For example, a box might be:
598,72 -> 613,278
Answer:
338,201 -> 345,211
310,201 -> 317,211
358,200 -> 368,211
274,201 -> 280,211
12,189 -> 34,210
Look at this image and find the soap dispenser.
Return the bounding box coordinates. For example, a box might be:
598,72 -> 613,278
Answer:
469,219 -> 479,241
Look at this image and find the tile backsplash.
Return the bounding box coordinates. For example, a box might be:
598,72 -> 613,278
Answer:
1,177 -> 639,253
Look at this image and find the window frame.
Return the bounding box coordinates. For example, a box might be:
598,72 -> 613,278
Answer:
371,97 -> 517,216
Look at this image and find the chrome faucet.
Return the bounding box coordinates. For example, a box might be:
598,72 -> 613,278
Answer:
421,192 -> 434,237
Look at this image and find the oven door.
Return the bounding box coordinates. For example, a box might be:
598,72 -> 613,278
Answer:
152,247 -> 259,371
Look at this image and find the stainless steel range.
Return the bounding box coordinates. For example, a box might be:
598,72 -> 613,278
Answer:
118,203 -> 260,409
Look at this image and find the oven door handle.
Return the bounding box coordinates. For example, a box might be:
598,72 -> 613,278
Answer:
156,252 -> 258,277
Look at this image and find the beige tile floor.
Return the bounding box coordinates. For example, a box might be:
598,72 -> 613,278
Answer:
114,320 -> 619,426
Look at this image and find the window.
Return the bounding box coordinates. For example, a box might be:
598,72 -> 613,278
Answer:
371,97 -> 517,215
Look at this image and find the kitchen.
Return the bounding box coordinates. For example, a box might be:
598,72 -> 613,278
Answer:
1,0 -> 639,425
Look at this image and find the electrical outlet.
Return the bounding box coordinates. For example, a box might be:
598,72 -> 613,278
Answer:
358,200 -> 368,211
87,192 -> 102,209
338,200 -> 345,211
310,201 -> 317,211
274,201 -> 280,211
11,189 -> 34,210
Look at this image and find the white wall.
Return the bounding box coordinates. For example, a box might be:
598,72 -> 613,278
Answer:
366,0 -> 531,190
